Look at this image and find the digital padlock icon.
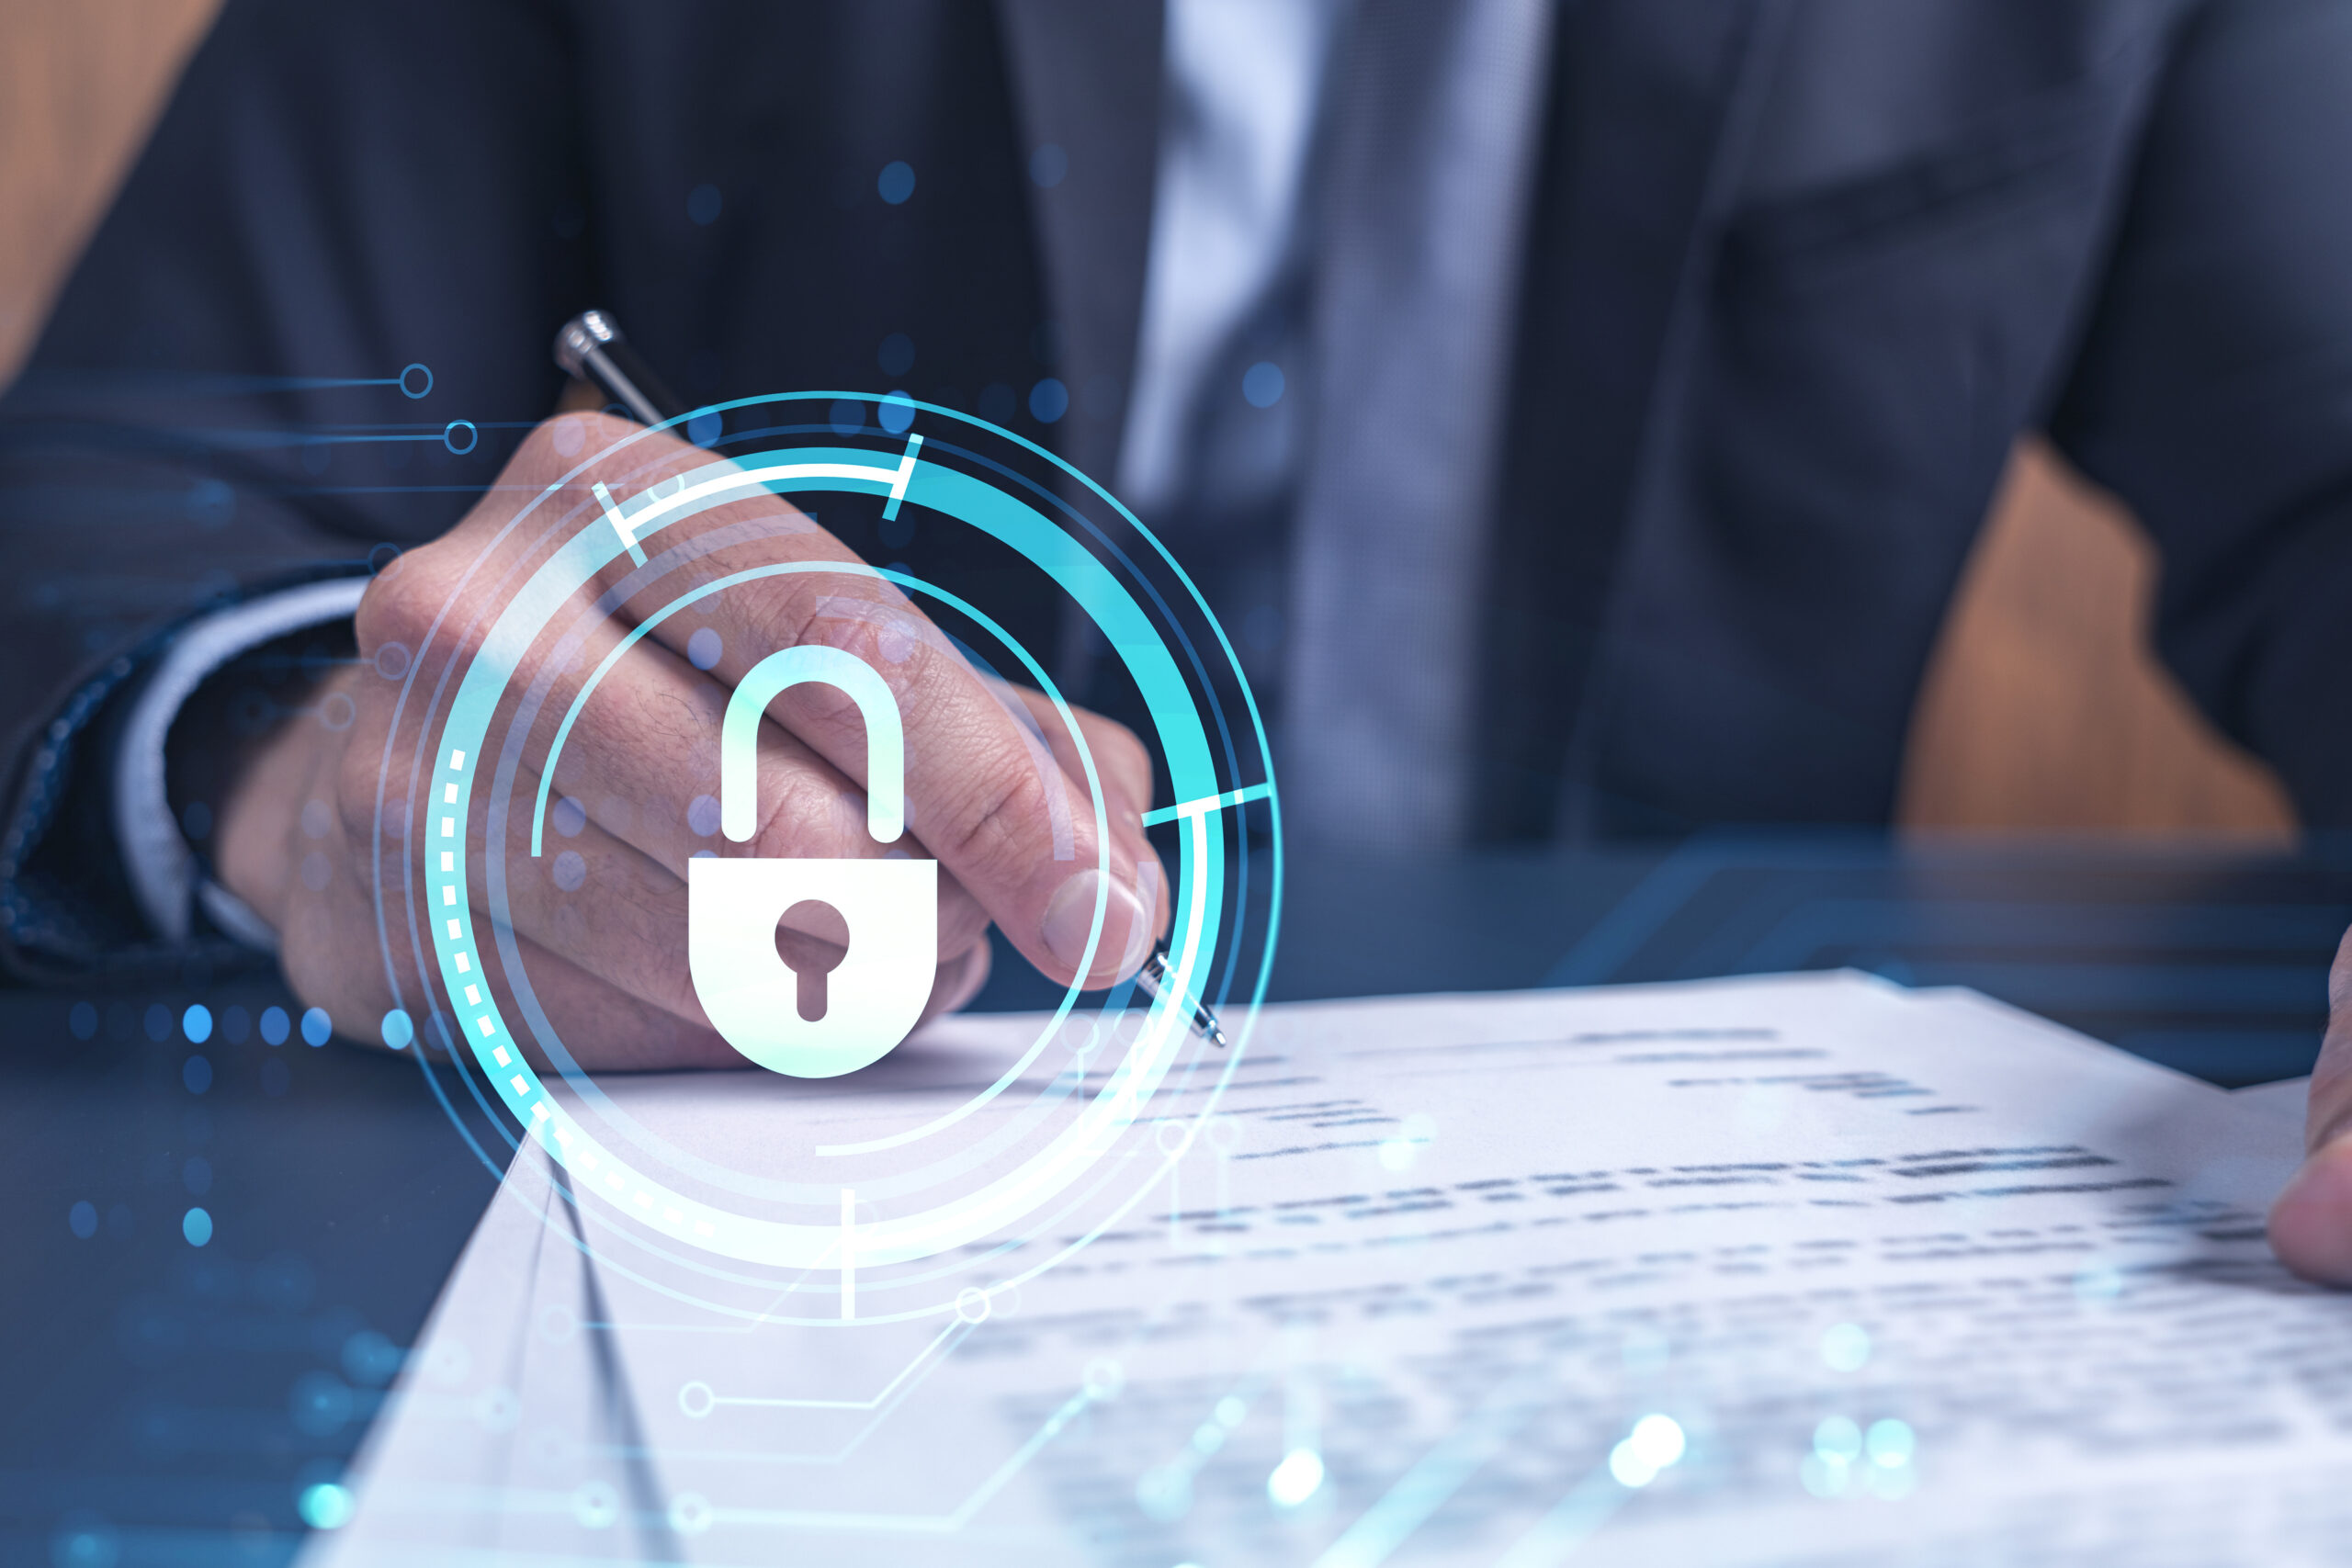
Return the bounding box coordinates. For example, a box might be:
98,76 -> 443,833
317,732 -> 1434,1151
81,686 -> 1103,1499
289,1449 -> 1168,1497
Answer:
687,645 -> 937,1077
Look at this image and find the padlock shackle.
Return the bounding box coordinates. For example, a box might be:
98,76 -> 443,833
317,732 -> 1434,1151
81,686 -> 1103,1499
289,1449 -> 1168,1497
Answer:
721,646 -> 906,845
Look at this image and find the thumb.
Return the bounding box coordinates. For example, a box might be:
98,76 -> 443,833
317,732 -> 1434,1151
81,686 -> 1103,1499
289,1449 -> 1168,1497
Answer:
2267,924 -> 2352,1283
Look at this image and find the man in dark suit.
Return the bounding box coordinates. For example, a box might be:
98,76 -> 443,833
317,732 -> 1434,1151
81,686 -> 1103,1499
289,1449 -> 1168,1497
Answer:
6,0 -> 2352,1274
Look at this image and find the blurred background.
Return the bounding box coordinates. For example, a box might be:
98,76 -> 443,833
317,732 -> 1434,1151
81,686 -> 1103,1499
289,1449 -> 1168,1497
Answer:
0,0 -> 2301,842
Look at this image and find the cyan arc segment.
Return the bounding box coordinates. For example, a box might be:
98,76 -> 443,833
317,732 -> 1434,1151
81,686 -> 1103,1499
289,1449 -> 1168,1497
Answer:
722,645 -> 905,845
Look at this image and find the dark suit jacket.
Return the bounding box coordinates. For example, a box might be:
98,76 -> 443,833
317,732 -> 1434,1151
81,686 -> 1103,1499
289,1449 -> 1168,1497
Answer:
6,0 -> 2352,974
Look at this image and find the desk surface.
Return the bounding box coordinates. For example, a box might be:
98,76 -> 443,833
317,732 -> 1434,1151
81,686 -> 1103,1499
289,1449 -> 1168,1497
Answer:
6,834 -> 2347,1566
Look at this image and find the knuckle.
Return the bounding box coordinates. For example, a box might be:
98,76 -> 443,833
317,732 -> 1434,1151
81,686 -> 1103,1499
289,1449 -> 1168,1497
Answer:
746,765 -> 865,858
933,755 -> 1060,886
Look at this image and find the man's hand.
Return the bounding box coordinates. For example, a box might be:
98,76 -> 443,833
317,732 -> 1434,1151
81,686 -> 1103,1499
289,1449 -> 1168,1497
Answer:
214,412 -> 1168,1068
2268,925 -> 2352,1280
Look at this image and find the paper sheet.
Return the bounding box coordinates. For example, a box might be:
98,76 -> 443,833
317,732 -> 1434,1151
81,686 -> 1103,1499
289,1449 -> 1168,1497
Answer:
311,973 -> 2352,1567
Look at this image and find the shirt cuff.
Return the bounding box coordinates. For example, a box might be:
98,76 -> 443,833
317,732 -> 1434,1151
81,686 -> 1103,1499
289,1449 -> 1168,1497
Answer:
114,577 -> 369,948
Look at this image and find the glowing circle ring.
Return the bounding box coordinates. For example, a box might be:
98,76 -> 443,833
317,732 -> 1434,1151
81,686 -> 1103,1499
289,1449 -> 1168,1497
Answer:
396,392 -> 1280,1318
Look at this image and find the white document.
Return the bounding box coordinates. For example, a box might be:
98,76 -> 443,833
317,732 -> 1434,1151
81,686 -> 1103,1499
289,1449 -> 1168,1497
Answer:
312,973 -> 2352,1567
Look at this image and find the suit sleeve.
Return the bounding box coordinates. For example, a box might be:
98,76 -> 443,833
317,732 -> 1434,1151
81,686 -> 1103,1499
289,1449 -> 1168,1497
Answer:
2046,0 -> 2352,825
0,0 -> 592,977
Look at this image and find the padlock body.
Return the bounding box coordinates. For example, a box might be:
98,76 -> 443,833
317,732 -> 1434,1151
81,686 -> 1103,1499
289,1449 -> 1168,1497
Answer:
687,855 -> 939,1077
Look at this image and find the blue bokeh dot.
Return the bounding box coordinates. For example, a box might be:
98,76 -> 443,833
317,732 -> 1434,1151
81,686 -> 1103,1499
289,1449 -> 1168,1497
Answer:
876,161 -> 916,205
260,1006 -> 289,1046
69,1001 -> 96,1040
299,1482 -> 353,1530
686,409 -> 722,447
51,1518 -> 117,1567
69,1201 -> 96,1239
687,183 -> 722,225
301,1008 -> 333,1047
144,1004 -> 172,1043
878,393 -> 916,434
877,333 -> 916,378
182,1207 -> 213,1247
182,1055 -> 212,1095
381,1010 -> 413,1051
687,627 -> 723,671
1029,378 -> 1069,424
182,1004 -> 212,1044
1242,361 -> 1285,409
1029,143 -> 1069,188
830,399 -> 866,435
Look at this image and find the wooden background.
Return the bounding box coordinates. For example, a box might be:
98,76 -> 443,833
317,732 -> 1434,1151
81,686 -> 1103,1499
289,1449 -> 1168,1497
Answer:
0,0 -> 2301,840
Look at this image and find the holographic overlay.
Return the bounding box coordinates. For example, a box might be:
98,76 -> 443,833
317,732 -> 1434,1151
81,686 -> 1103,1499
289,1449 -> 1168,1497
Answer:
366,392 -> 1280,1326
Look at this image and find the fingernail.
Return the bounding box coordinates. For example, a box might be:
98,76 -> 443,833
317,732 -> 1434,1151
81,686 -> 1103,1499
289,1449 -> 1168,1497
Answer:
1043,869 -> 1150,978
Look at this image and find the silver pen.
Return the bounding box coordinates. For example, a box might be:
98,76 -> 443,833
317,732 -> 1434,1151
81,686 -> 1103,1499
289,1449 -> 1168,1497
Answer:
1137,948 -> 1228,1049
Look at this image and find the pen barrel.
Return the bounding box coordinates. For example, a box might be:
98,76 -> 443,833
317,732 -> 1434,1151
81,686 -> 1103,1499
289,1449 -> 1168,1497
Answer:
553,310 -> 687,425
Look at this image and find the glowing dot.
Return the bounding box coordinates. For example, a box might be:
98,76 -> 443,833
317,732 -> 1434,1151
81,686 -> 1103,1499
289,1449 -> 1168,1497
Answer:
69,1201 -> 96,1239
1628,1414 -> 1686,1469
182,1055 -> 211,1095
1814,1416 -> 1861,1463
686,409 -> 721,447
181,1005 -> 212,1043
553,851 -> 586,892
301,1008 -> 332,1047
1800,1451 -> 1850,1499
182,1207 -> 213,1247
1608,1439 -> 1657,1488
1865,1418 -> 1915,1467
380,1010 -> 413,1050
1242,360 -> 1285,408
1821,1322 -> 1871,1371
260,1006 -> 289,1045
1267,1448 -> 1324,1508
2075,1260 -> 2124,1303
687,795 -> 721,837
686,628 -> 722,671
1029,378 -> 1069,423
299,1482 -> 352,1529
876,161 -> 916,205
1216,1396 -> 1247,1427
879,392 -> 916,434
69,1001 -> 97,1040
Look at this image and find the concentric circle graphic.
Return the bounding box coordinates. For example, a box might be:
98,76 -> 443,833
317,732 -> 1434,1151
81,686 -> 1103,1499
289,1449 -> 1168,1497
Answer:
371,392 -> 1280,1325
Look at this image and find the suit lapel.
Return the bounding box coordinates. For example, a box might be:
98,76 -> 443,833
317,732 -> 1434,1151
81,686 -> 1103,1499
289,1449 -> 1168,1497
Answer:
992,0 -> 1164,485
1479,0 -> 1787,838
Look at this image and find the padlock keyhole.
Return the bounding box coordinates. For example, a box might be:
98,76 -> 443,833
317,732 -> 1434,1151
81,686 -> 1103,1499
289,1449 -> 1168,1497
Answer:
776,899 -> 851,1022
